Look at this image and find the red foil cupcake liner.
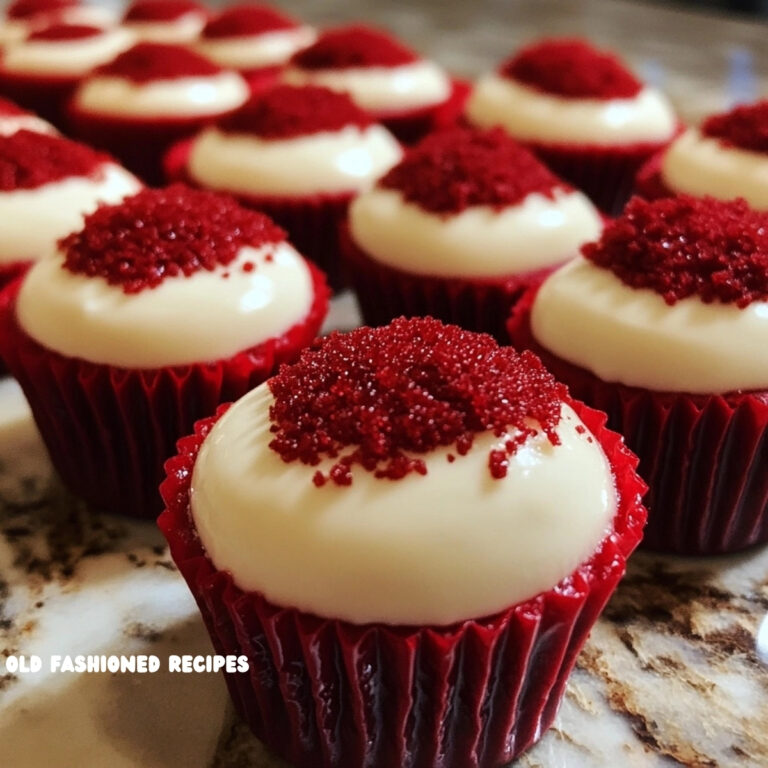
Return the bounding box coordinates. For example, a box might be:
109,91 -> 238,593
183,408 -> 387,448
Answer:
159,397 -> 646,768
0,71 -> 79,128
340,225 -> 560,342
633,151 -> 676,201
523,137 -> 674,215
165,138 -> 357,291
508,293 -> 768,555
0,269 -> 329,519
0,260 -> 31,375
374,78 -> 471,144
67,106 -> 242,185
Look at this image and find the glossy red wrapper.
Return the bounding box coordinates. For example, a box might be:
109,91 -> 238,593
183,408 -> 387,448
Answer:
0,270 -> 329,518
158,395 -> 646,768
508,292 -> 768,555
340,224 -> 560,342
633,150 -> 676,201
0,70 -> 79,128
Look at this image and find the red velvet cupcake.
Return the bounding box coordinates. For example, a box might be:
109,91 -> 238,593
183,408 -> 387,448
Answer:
465,39 -> 678,214
68,42 -> 249,184
0,94 -> 56,135
122,0 -> 209,44
342,126 -> 603,340
0,185 -> 328,518
0,0 -> 114,47
196,4 -> 315,93
165,84 -> 402,289
0,129 -> 140,289
636,100 -> 768,210
508,195 -> 768,555
282,24 -> 469,144
159,316 -> 647,768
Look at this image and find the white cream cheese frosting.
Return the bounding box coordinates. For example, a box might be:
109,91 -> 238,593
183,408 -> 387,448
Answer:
196,26 -> 315,70
660,128 -> 768,210
282,60 -> 451,113
1,27 -> 134,76
0,112 -> 55,135
530,256 -> 768,394
73,71 -> 249,118
348,186 -> 602,278
0,164 -> 140,263
16,242 -> 315,368
124,12 -> 207,44
189,384 -> 617,626
187,124 -> 402,196
466,74 -> 676,145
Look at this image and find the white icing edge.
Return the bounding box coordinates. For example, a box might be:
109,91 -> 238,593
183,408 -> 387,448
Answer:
282,60 -> 451,113
73,71 -> 249,118
0,163 -> 141,263
17,242 -> 315,368
190,385 -> 617,626
465,74 -> 677,145
195,26 -> 316,69
530,256 -> 768,393
187,124 -> 403,196
0,112 -> 56,135
347,186 -> 603,278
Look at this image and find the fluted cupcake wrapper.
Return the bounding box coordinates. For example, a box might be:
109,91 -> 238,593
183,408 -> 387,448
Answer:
0,71 -> 79,129
0,270 -> 328,518
633,151 -> 676,201
159,398 -> 646,768
508,292 -> 768,555
340,224 -> 559,343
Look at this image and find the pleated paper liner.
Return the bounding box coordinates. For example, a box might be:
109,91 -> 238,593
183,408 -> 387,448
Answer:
165,137 -> 356,291
373,78 -> 471,144
340,224 -> 560,343
159,398 -> 647,768
0,270 -> 329,519
66,105 -> 243,186
0,70 -> 79,129
508,292 -> 768,555
633,151 -> 677,201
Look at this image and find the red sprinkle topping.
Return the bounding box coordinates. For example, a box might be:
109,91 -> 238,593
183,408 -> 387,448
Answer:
27,23 -> 102,41
202,4 -> 299,39
218,85 -> 372,139
268,317 -> 565,486
7,0 -> 77,20
61,185 -> 286,293
0,130 -> 108,191
501,39 -> 642,100
0,97 -> 27,116
95,43 -> 223,83
124,0 -> 205,22
583,195 -> 768,307
291,24 -> 419,70
701,100 -> 768,155
380,127 -> 563,214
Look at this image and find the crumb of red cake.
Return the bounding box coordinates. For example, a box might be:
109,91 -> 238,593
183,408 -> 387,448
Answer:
60,184 -> 286,293
290,24 -> 419,70
268,316 -> 565,486
701,100 -> 768,155
583,195 -> 768,306
124,0 -> 205,23
380,127 -> 563,214
500,39 -> 642,100
218,85 -> 371,139
202,4 -> 298,39
27,23 -> 103,41
6,0 -> 77,20
0,97 -> 27,116
94,42 -> 222,83
0,130 -> 109,191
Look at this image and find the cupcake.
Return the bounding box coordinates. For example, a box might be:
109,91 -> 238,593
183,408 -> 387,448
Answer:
159,316 -> 647,768
0,95 -> 56,134
282,24 -> 469,143
636,100 -> 768,209
196,4 -> 315,93
122,0 -> 209,44
465,38 -> 678,214
0,129 -> 140,289
166,84 -> 402,289
0,185 -> 329,518
0,0 -> 114,47
0,22 -> 134,126
508,195 -> 768,555
68,42 -> 249,184
342,126 -> 602,340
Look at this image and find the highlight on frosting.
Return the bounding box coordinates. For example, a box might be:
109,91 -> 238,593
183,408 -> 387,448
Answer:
268,316 -> 565,486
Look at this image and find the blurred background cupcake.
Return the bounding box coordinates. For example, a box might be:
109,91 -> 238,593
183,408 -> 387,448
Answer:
121,0 -> 209,44
0,94 -> 56,134
0,0 -> 114,47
